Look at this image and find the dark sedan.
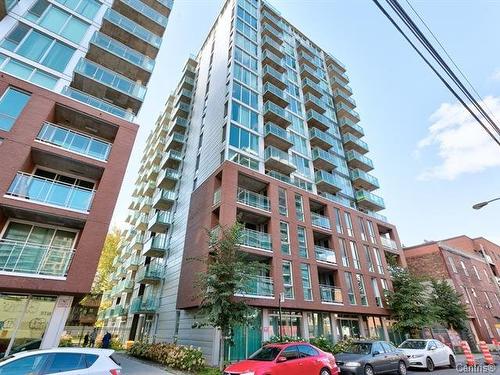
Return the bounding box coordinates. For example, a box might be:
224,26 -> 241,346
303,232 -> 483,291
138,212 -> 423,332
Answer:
335,340 -> 409,375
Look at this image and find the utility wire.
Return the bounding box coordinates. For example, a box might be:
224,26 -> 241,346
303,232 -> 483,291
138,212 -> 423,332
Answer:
386,0 -> 500,136
370,0 -> 500,147
403,0 -> 500,126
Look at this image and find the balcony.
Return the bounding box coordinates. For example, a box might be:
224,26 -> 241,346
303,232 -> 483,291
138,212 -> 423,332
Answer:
135,213 -> 149,231
138,196 -> 152,213
130,296 -> 159,314
72,58 -> 146,114
61,86 -> 134,121
356,189 -> 385,212
333,89 -> 356,108
176,88 -> 193,104
112,278 -> 133,296
307,109 -> 333,132
302,77 -> 323,98
326,54 -> 346,72
264,122 -> 293,151
350,169 -> 380,191
136,264 -> 163,284
330,75 -> 352,94
315,246 -> 337,264
36,122 -> 111,162
172,102 -> 191,119
102,8 -> 161,58
343,133 -> 369,154
380,236 -> 398,251
112,305 -> 128,317
112,0 -> 168,35
261,36 -> 284,58
329,64 -> 349,82
237,275 -> 274,298
304,93 -> 326,114
311,212 -> 331,230
262,66 -> 287,90
6,172 -> 95,212
165,132 -> 186,152
142,234 -> 168,257
171,116 -> 189,133
309,128 -> 335,150
0,239 -> 74,278
180,75 -> 195,91
152,189 -> 176,210
298,42 -> 319,59
261,23 -> 283,43
336,102 -> 360,123
263,82 -> 288,108
338,118 -> 364,138
345,150 -> 374,172
157,168 -> 180,190
147,211 -> 173,233
300,65 -> 321,83
312,148 -> 336,170
262,50 -> 285,73
262,9 -> 283,31
87,32 -> 154,84
315,170 -> 343,194
263,101 -> 291,128
130,232 -> 144,250
237,188 -> 270,212
298,50 -> 320,69
241,228 -> 272,252
264,146 -> 296,174
124,254 -> 141,271
161,150 -> 183,169
142,181 -> 156,196
320,285 -> 343,304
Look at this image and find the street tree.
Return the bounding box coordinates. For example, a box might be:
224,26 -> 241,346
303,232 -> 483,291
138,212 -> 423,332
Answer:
192,222 -> 267,369
429,279 -> 469,331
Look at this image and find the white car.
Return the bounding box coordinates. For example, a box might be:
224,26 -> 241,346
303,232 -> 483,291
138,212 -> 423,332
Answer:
398,339 -> 456,371
0,347 -> 121,375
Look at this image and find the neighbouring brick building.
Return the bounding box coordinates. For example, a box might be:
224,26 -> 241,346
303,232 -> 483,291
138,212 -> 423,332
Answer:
404,235 -> 500,343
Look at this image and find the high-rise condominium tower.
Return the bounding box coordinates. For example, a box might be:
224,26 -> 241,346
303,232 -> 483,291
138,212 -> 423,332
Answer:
103,0 -> 405,365
0,0 -> 172,356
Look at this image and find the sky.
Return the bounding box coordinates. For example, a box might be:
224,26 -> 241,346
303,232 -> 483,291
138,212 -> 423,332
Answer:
110,0 -> 500,247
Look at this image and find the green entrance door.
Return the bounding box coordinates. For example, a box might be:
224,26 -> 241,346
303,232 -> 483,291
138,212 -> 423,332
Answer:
224,311 -> 262,362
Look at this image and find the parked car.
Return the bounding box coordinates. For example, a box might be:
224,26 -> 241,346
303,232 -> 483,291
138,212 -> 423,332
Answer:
223,342 -> 338,375
0,348 -> 121,375
398,339 -> 456,371
335,340 -> 409,375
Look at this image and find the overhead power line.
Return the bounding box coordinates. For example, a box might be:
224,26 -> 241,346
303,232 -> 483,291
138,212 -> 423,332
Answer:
371,0 -> 500,147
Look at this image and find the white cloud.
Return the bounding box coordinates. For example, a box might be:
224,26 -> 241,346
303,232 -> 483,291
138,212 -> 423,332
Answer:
491,68 -> 500,81
417,96 -> 500,180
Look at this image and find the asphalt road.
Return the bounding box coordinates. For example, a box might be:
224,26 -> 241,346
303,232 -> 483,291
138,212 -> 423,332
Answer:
407,355 -> 499,375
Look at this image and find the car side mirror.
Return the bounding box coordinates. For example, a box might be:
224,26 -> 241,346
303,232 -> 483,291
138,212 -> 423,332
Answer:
430,347 -> 437,351
372,351 -> 380,356
277,356 -> 288,363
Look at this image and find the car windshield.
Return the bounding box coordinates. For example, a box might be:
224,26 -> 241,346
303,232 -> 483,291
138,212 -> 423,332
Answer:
248,346 -> 282,361
344,343 -> 372,355
399,341 -> 427,349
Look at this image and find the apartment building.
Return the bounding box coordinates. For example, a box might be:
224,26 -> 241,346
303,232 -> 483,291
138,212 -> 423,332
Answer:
405,236 -> 500,344
102,0 -> 406,364
0,0 -> 172,356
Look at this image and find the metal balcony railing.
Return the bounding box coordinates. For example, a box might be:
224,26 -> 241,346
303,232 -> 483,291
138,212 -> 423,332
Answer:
319,285 -> 343,303
237,188 -> 270,211
240,228 -> 272,252
315,246 -> 337,264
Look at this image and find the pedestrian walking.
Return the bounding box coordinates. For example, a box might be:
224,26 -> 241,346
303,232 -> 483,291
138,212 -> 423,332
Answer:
89,328 -> 97,348
102,331 -> 112,349
83,332 -> 89,347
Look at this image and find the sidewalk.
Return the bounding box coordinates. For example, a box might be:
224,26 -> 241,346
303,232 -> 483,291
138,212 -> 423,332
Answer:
114,352 -> 181,375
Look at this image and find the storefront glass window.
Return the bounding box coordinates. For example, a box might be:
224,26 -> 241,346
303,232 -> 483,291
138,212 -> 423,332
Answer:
269,310 -> 302,338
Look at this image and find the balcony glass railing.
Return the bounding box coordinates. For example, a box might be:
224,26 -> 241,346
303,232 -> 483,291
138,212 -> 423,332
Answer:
311,212 -> 331,229
307,109 -> 334,128
304,93 -> 326,110
344,133 -> 369,152
262,65 -> 286,84
37,122 -> 111,162
153,189 -> 176,203
238,275 -> 274,297
264,122 -> 291,142
345,150 -> 374,169
6,172 -> 95,212
130,296 -> 159,314
90,32 -> 154,72
237,188 -> 270,211
136,263 -> 163,281
149,211 -> 173,227
0,239 -> 74,277
262,9 -> 283,29
338,118 -> 364,136
157,168 -> 181,183
262,49 -> 283,66
315,170 -> 343,190
355,189 -> 385,209
350,169 -> 379,188
261,23 -> 283,40
264,146 -> 293,166
161,150 -> 183,165
366,211 -> 388,223
241,228 -> 272,251
315,246 -> 336,264
319,285 -> 343,303
263,82 -> 287,101
309,128 -> 335,146
261,35 -> 283,54
380,236 -> 398,250
333,89 -> 356,107
302,77 -> 323,94
103,8 -> 162,48
75,58 -> 147,101
336,102 -> 360,119
124,254 -> 141,269
300,64 -> 321,80
299,50 -> 321,66
120,0 -> 169,26
62,86 -> 134,121
312,148 -> 335,165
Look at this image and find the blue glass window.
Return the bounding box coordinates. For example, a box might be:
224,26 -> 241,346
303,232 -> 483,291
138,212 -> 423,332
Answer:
55,0 -> 101,20
234,63 -> 258,90
0,87 -> 31,132
231,102 -> 258,131
232,82 -> 258,110
229,123 -> 258,154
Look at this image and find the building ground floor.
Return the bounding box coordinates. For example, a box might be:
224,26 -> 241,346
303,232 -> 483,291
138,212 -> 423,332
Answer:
0,293 -> 73,357
102,307 -> 404,365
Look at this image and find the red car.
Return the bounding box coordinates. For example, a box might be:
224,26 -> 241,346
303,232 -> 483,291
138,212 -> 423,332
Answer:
223,342 -> 339,375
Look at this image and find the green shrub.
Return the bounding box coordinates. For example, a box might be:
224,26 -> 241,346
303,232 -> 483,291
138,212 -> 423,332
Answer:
263,335 -> 303,345
127,341 -> 205,372
309,336 -> 335,353
331,337 -> 355,354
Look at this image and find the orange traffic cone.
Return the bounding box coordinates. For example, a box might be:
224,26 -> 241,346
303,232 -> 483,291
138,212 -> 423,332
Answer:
461,341 -> 477,366
479,341 -> 495,365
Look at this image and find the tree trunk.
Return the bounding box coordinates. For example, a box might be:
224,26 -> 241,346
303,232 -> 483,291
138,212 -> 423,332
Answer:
219,335 -> 225,371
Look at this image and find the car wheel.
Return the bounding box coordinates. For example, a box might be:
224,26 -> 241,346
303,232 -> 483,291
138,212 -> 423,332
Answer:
426,357 -> 434,372
320,368 -> 330,375
397,361 -> 407,375
449,355 -> 456,369
364,364 -> 374,375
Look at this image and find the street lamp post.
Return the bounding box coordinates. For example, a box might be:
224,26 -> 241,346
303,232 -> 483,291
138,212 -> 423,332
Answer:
472,197 -> 500,210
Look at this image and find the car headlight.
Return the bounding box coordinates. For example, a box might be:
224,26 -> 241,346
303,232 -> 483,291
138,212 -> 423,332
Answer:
410,354 -> 424,358
345,361 -> 361,367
